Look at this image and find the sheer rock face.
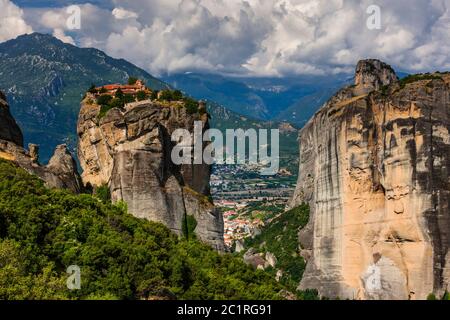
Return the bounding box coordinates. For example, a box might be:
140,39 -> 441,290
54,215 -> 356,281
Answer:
290,59 -> 450,300
77,98 -> 224,250
0,91 -> 23,146
0,91 -> 81,193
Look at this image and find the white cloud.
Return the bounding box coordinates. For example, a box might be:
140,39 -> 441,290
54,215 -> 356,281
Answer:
112,7 -> 138,20
40,9 -> 66,29
102,0 -> 450,76
0,0 -> 33,42
5,0 -> 450,76
52,28 -> 75,45
104,0 -> 272,75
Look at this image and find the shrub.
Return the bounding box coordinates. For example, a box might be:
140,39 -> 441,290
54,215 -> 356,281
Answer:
98,105 -> 113,119
183,215 -> 198,240
297,289 -> 320,300
136,91 -> 148,101
150,90 -> 159,100
109,97 -> 123,109
128,77 -> 138,85
115,88 -> 124,100
183,97 -> 199,114
88,84 -> 97,94
427,293 -> 437,300
159,90 -> 174,101
123,94 -> 135,104
95,184 -> 111,203
399,74 -> 443,89
96,94 -> 112,106
173,90 -> 183,100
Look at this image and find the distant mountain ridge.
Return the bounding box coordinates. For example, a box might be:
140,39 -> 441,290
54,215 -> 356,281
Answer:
163,72 -> 351,126
0,33 -> 301,163
0,33 -> 305,169
0,33 -> 169,161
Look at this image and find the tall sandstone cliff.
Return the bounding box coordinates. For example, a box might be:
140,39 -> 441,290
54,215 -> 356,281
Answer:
0,90 -> 82,193
77,97 -> 225,250
290,59 -> 450,300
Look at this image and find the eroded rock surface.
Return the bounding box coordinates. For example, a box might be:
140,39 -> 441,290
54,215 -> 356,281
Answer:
0,91 -> 81,193
77,98 -> 224,250
290,59 -> 450,300
0,91 -> 23,146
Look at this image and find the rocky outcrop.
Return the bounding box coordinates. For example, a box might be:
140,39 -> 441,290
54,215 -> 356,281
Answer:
290,59 -> 450,300
0,91 -> 81,193
46,144 -> 83,192
77,97 -> 224,250
0,91 -> 23,146
354,59 -> 398,93
243,248 -> 278,270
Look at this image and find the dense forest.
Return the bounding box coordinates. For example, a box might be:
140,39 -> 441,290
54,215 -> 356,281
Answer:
0,159 -> 287,300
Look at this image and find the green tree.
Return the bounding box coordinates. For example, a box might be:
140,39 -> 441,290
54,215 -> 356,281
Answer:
95,184 -> 111,203
0,158 -> 287,300
183,97 -> 199,114
136,91 -> 148,101
159,90 -> 174,101
96,94 -> 112,106
182,215 -> 198,240
427,293 -> 437,300
88,84 -> 97,94
173,90 -> 183,100
123,93 -> 135,104
128,77 -> 138,85
109,97 -> 124,109
115,88 -> 124,100
151,90 -> 159,100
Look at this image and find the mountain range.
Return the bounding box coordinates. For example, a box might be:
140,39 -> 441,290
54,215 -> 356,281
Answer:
163,72 -> 350,126
0,33 -> 308,164
0,33 -> 168,161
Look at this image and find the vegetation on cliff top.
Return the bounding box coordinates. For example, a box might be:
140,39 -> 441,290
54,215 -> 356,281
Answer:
379,73 -> 445,96
155,89 -> 202,114
94,86 -> 203,120
398,73 -> 443,89
0,159 -> 285,300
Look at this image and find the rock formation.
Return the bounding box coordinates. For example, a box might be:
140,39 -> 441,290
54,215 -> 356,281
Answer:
77,97 -> 224,250
0,91 -> 23,146
290,59 -> 450,300
46,144 -> 83,192
0,91 -> 82,193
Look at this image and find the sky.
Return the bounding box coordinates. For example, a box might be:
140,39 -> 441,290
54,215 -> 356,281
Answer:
1,0 -> 450,77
